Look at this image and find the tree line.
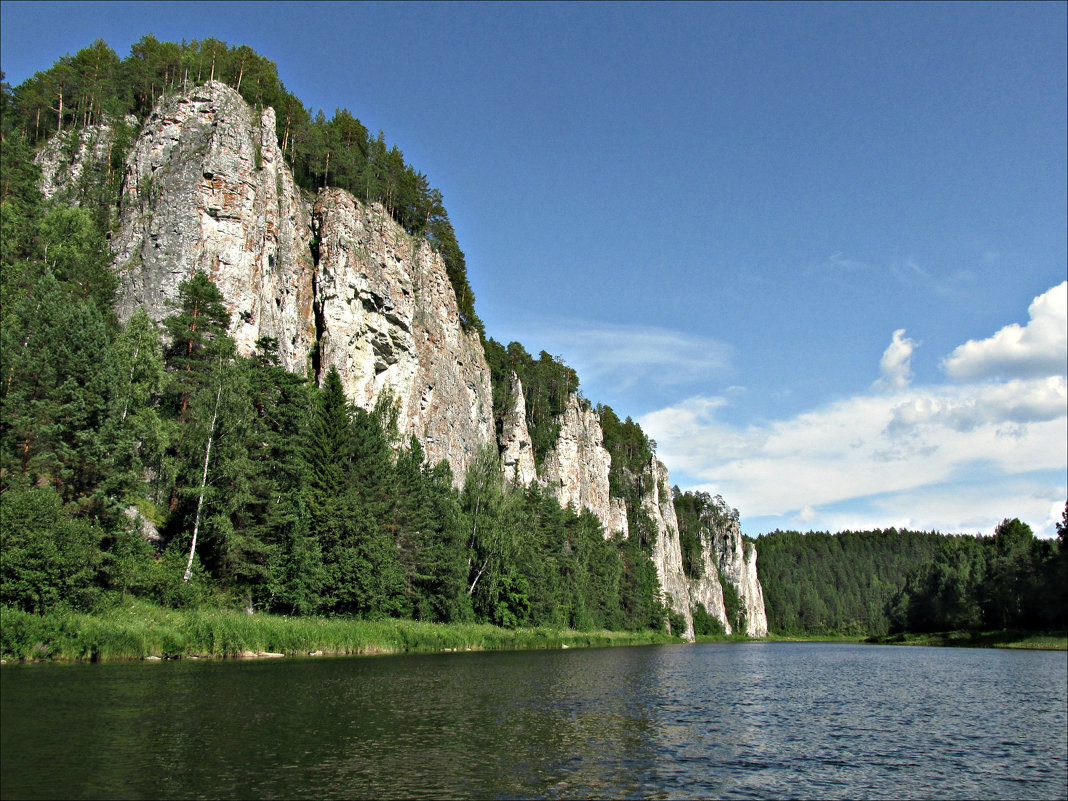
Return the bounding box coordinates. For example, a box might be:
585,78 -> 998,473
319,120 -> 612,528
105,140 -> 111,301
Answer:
755,518 -> 1067,636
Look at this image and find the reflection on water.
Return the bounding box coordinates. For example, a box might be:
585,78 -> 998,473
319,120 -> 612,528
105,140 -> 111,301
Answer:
2,643 -> 1066,799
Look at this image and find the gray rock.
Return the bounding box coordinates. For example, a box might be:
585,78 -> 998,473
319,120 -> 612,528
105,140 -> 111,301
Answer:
499,372 -> 538,487
540,395 -> 620,537
106,81 -> 492,479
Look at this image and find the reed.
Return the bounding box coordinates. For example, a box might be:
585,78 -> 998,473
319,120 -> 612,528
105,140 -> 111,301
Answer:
0,600 -> 677,662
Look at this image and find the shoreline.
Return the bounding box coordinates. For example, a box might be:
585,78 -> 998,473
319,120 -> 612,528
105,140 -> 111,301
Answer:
703,631 -> 1067,650
3,602 -> 1063,665
865,630 -> 1067,650
0,600 -> 680,664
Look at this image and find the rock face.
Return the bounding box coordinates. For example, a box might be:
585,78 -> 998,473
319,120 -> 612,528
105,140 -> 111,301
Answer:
106,81 -> 492,478
499,373 -> 537,487
640,458 -> 696,640
497,383 -> 627,538
311,189 -> 493,474
36,122 -> 126,201
109,82 -> 315,375
608,497 -> 629,540
631,463 -> 769,639
709,515 -> 769,637
540,395 -> 620,536
688,539 -> 732,634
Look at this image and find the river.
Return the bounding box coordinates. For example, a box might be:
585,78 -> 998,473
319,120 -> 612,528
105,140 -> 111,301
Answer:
2,642 -> 1065,799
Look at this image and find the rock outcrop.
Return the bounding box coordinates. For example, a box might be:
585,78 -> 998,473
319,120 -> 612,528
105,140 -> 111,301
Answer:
638,458 -> 695,640
106,81 -> 493,478
312,189 -> 493,474
687,539 -> 732,634
709,514 -> 769,637
497,383 -> 627,538
499,373 -> 537,487
631,462 -> 769,639
540,395 -> 621,537
608,497 -> 629,540
36,122 -> 124,201
109,82 -> 315,374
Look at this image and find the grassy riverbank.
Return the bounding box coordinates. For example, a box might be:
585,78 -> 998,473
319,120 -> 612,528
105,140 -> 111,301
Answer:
866,629 -> 1067,650
0,599 -> 679,663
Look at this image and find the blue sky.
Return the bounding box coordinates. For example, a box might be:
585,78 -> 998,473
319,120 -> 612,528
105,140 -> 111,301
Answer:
2,1 -> 1065,537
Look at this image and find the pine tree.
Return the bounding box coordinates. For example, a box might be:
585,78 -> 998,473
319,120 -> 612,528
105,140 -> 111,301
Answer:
1,270 -> 119,509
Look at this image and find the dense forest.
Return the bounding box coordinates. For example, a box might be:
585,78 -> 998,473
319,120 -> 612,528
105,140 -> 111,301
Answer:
0,39 -> 672,633
0,255 -> 668,630
756,514 -> 1067,636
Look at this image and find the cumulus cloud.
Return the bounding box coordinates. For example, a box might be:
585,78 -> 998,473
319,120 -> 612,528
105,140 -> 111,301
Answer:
888,377 -> 1067,434
874,329 -> 917,391
640,282 -> 1068,538
645,385 -> 1066,535
942,282 -> 1067,381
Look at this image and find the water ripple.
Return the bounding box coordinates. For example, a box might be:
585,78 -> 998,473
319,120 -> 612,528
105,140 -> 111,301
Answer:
1,643 -> 1066,800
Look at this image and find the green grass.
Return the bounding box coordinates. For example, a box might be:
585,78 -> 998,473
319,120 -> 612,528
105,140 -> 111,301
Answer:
0,599 -> 678,662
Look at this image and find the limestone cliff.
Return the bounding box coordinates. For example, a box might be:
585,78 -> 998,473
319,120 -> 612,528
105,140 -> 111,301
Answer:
311,189 -> 493,473
485,373 -> 763,639
640,458 -> 695,640
105,81 -> 493,478
498,382 -> 628,538
708,513 -> 769,637
36,120 -> 131,202
499,373 -> 537,487
687,540 -> 733,634
109,81 -> 315,373
42,78 -> 766,635
608,497 -> 629,540
633,463 -> 769,638
539,395 -> 621,537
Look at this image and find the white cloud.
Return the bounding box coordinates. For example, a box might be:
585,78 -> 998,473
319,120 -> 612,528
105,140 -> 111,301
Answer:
874,329 -> 917,391
942,281 -> 1067,381
888,376 -> 1067,434
891,258 -> 931,286
492,318 -> 732,399
641,282 -> 1068,538
768,482 -> 1066,539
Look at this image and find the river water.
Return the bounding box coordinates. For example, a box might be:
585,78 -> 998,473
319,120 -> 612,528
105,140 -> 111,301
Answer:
2,642 -> 1065,799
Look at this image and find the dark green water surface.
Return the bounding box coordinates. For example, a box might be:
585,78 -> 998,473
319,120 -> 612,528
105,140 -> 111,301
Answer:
2,642 -> 1066,799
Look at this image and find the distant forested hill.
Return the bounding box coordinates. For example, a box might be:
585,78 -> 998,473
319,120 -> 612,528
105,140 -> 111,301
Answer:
756,517 -> 1067,636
